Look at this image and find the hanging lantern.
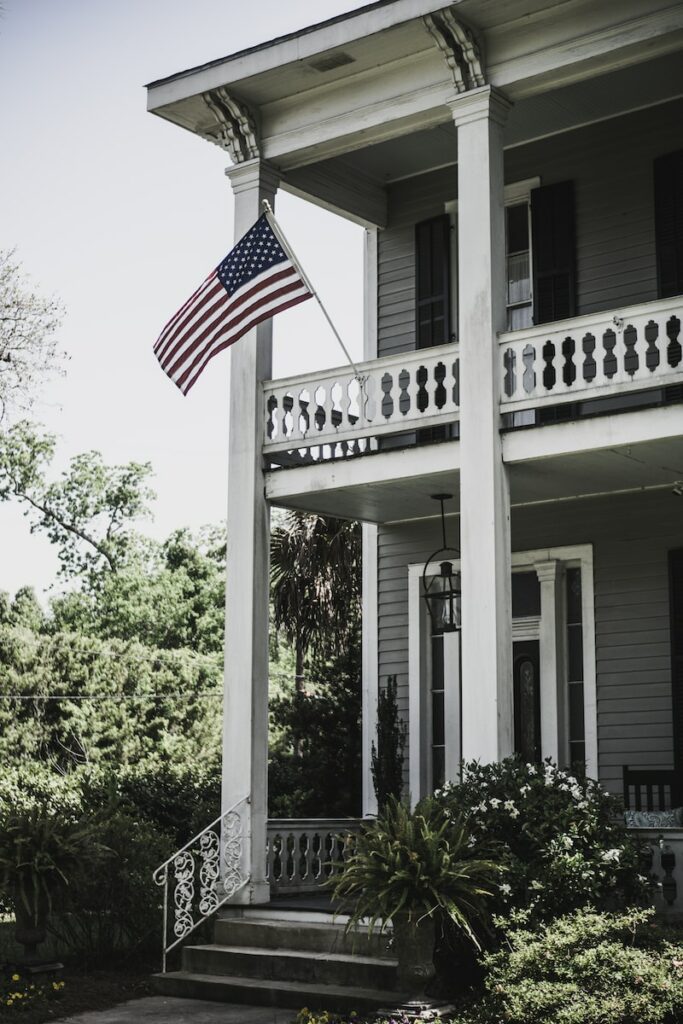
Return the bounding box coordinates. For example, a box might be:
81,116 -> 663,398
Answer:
422,494 -> 461,634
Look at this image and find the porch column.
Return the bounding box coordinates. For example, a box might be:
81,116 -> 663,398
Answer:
535,559 -> 564,764
222,159 -> 279,904
450,87 -> 514,763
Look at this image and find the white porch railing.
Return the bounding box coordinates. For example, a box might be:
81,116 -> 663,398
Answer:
499,297 -> 683,413
266,818 -> 361,894
263,343 -> 459,462
634,828 -> 683,916
153,798 -> 248,972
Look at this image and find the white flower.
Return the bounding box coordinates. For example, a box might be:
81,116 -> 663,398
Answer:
527,764 -> 537,775
499,883 -> 512,896
520,785 -> 531,797
475,802 -> 487,814
601,848 -> 621,863
489,797 -> 501,808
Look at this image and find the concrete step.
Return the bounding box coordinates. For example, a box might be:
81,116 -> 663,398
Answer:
153,970 -> 409,1011
213,917 -> 391,959
182,943 -> 398,990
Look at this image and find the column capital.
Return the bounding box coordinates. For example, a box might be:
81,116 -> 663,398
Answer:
535,559 -> 560,584
448,85 -> 512,129
225,159 -> 280,196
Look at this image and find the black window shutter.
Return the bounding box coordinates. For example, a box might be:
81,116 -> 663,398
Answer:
655,150 -> 683,299
531,180 -> 577,325
415,215 -> 451,349
670,549 -> 683,802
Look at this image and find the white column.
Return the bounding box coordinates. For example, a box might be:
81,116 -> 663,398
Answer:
535,559 -> 563,763
450,87 -> 514,764
222,159 -> 279,904
361,522 -> 379,817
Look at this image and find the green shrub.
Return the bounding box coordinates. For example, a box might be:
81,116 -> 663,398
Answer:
80,759 -> 221,848
331,796 -> 500,947
51,811 -> 173,960
453,906 -> 683,1024
435,758 -> 647,923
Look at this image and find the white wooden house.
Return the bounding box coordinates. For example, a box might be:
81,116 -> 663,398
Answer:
147,0 -> 683,1006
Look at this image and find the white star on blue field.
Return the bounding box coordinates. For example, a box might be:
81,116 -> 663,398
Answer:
217,215 -> 288,296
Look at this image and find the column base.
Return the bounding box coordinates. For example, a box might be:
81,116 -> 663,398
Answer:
225,879 -> 271,906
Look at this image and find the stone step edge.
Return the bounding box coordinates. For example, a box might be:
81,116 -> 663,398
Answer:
219,908 -> 386,929
216,916 -> 386,935
154,970 -> 409,1006
185,943 -> 398,967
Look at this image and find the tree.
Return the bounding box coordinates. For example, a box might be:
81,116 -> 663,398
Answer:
371,674 -> 407,810
50,527 -> 225,655
0,420 -> 155,582
270,511 -> 361,689
268,630 -> 362,817
0,250 -> 65,421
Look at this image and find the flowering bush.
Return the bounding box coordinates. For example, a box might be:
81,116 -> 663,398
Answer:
451,906 -> 683,1024
0,965 -> 65,1012
434,758 -> 647,923
295,1009 -> 446,1024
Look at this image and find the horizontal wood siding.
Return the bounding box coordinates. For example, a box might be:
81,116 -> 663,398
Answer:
376,99 -> 683,358
377,490 -> 682,796
378,167 -> 454,357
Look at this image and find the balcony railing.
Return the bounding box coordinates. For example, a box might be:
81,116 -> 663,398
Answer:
263,342 -> 459,465
499,297 -> 683,414
266,818 -> 361,894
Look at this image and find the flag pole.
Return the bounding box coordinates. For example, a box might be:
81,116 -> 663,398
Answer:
261,200 -> 363,379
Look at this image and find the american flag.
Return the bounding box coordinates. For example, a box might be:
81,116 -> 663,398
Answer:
154,213 -> 312,395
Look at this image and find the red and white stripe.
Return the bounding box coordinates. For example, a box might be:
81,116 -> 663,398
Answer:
154,260 -> 311,395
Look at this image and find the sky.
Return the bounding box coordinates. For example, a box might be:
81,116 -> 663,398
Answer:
0,0 -> 367,601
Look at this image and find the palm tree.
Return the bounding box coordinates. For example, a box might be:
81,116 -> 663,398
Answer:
270,512 -> 361,691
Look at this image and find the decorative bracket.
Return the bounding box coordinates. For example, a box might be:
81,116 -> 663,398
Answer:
424,7 -> 486,93
201,88 -> 259,162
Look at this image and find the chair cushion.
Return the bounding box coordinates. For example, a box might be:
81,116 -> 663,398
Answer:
624,807 -> 683,828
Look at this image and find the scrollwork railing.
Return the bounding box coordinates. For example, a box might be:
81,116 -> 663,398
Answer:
153,798 -> 248,971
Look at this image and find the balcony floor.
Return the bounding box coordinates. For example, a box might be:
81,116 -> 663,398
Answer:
266,406 -> 683,524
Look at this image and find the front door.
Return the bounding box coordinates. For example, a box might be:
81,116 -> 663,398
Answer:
513,639 -> 541,762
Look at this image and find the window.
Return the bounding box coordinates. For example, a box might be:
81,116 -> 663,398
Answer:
530,180 -> 577,325
566,566 -> 586,769
430,632 -> 446,790
506,203 -> 533,331
655,150 -> 683,299
415,215 -> 451,349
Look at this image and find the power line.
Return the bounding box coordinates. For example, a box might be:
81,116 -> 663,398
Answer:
0,692 -> 222,702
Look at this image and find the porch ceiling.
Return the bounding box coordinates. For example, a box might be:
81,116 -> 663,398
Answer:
509,435 -> 683,508
265,442 -> 460,523
299,53 -> 683,187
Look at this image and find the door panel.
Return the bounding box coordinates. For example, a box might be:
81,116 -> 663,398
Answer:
513,639 -> 541,763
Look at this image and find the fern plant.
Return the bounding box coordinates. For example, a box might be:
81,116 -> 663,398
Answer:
0,805 -> 109,956
331,796 -> 500,948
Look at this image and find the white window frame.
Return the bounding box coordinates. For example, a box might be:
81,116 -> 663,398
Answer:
408,543 -> 597,800
445,177 -> 540,340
